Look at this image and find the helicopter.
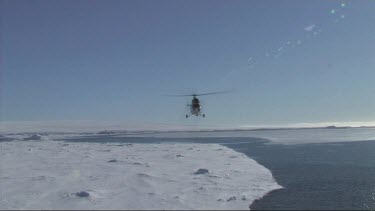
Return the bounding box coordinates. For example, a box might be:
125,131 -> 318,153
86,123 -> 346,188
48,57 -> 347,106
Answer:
166,91 -> 231,118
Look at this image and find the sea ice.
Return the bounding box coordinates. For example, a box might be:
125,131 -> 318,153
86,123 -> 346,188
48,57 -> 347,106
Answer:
0,139 -> 282,210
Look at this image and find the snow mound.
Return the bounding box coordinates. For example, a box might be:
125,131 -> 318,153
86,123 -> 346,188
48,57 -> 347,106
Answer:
75,191 -> 90,197
194,168 -> 210,175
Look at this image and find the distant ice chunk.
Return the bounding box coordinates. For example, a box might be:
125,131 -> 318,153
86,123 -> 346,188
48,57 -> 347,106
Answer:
97,130 -> 115,135
0,135 -> 14,142
23,134 -> 46,141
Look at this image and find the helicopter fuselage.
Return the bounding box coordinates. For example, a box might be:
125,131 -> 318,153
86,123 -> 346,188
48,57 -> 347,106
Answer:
187,96 -> 205,118
191,97 -> 201,115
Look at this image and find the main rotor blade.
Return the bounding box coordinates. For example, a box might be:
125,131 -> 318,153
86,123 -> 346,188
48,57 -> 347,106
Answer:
195,90 -> 233,96
164,90 -> 233,97
163,94 -> 196,97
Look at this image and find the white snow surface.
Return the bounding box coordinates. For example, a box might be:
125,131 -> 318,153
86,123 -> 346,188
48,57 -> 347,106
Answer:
0,140 -> 281,210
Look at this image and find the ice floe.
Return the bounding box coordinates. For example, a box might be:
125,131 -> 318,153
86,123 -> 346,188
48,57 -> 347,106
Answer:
0,139 -> 281,209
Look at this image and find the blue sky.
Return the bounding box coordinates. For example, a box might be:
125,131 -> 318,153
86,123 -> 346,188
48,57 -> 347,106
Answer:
2,0 -> 375,127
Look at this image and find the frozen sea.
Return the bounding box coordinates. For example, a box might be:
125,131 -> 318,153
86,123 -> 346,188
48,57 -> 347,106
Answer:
1,127 -> 375,209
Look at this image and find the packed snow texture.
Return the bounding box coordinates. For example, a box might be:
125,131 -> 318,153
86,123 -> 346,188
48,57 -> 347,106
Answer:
0,140 -> 281,210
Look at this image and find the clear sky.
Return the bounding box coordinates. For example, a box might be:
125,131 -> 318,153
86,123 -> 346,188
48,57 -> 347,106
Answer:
1,0 -> 375,127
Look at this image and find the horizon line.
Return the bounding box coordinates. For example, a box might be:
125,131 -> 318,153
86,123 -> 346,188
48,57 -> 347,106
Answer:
1,120 -> 375,133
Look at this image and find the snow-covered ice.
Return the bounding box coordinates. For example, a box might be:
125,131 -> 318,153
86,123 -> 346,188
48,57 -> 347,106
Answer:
0,138 -> 281,210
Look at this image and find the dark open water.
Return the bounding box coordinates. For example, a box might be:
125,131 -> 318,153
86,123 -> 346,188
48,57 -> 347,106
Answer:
227,140 -> 375,210
63,134 -> 375,210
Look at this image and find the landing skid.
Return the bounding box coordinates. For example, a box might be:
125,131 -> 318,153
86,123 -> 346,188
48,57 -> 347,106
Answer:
186,114 -> 205,118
